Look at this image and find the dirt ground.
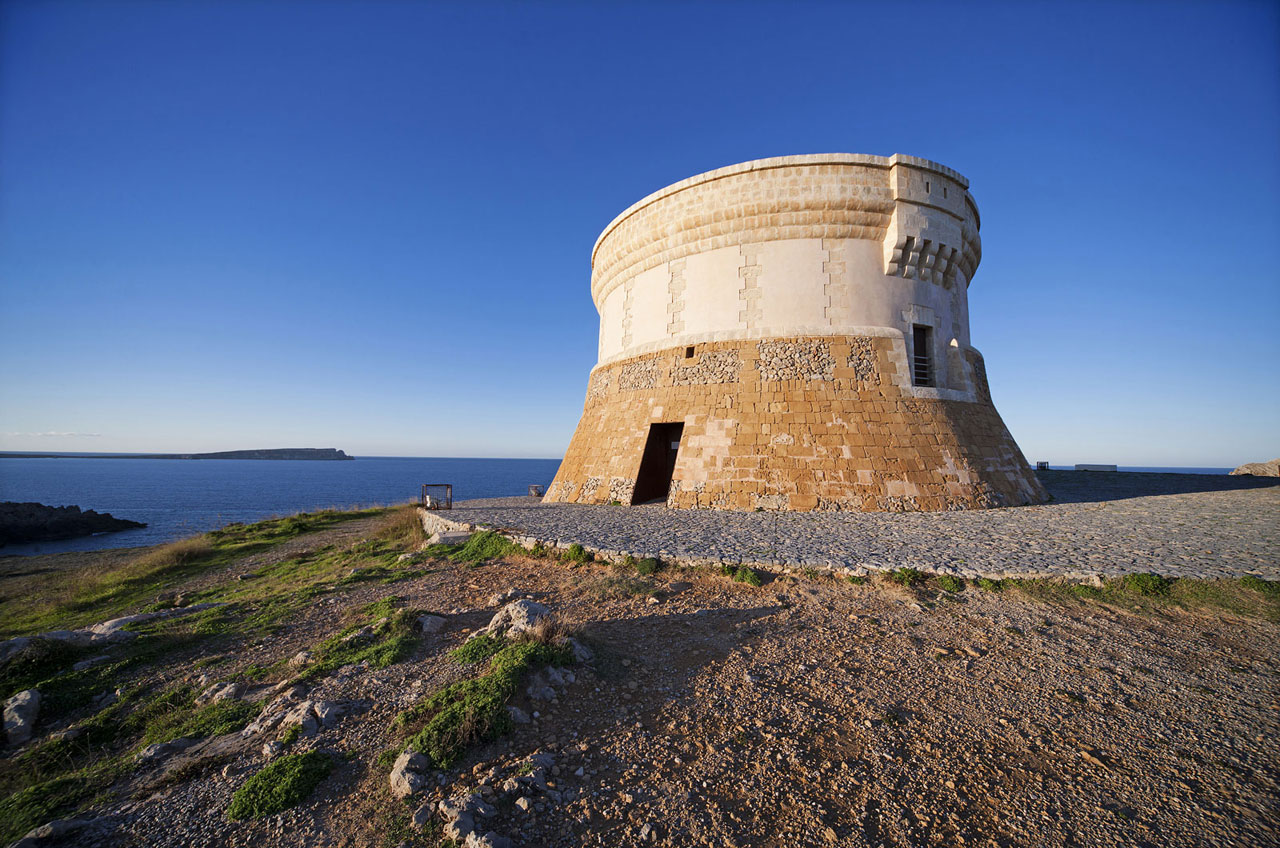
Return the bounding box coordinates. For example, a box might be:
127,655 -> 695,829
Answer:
6,519 -> 1279,848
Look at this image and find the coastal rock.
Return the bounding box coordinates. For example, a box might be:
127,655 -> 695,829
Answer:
1230,458 -> 1280,477
390,750 -> 431,798
0,501 -> 145,547
4,689 -> 41,745
416,614 -> 446,634
10,818 -> 91,847
195,681 -> 243,706
476,599 -> 550,640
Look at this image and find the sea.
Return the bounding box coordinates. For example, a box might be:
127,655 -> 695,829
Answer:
0,455 -> 561,556
0,455 -> 1233,557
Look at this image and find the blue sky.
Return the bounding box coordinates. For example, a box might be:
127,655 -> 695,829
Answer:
1,0 -> 1277,465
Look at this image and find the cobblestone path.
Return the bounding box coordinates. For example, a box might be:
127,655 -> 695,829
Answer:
443,472 -> 1280,579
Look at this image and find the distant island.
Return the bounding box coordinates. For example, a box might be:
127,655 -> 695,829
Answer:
0,448 -> 354,461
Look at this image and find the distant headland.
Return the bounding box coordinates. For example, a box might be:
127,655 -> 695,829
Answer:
0,448 -> 354,461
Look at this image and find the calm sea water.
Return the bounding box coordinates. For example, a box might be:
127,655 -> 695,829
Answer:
0,456 -> 561,556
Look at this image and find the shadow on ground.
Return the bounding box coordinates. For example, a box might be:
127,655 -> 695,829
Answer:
1037,470 -> 1280,504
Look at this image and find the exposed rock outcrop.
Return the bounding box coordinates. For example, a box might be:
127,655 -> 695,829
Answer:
1230,458 -> 1280,477
0,502 -> 145,546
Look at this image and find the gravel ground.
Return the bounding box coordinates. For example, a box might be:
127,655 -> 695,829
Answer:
54,552 -> 1279,848
439,472 -> 1280,580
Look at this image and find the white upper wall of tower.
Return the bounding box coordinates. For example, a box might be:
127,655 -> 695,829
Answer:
589,153 -> 983,375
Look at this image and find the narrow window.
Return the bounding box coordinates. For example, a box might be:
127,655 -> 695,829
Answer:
943,186 -> 948,198
912,325 -> 934,387
925,180 -> 931,193
684,346 -> 695,359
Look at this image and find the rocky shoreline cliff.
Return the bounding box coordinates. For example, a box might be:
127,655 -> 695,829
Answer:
0,503 -> 146,547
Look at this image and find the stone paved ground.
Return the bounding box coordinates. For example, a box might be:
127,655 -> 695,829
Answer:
442,472 -> 1280,580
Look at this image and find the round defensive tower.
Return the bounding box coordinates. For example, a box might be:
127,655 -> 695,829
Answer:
546,154 -> 1047,512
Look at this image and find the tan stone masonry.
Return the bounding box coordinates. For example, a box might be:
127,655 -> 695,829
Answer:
546,335 -> 1046,512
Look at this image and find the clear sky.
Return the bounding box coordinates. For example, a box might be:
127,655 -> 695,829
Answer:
1,0 -> 1277,466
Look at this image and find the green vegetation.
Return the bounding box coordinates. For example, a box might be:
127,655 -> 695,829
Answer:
1009,575 -> 1280,622
1121,572 -> 1171,596
394,637 -> 573,768
294,597 -> 422,682
935,575 -> 965,593
279,723 -> 302,749
976,577 -> 1004,592
450,634 -> 506,665
227,752 -> 333,820
138,693 -> 259,746
845,575 -> 867,586
732,567 -> 763,587
634,557 -> 662,576
889,568 -> 925,588
563,543 -> 591,564
0,508 -> 384,638
1240,574 -> 1280,597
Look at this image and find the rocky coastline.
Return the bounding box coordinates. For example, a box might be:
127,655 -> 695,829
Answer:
0,503 -> 146,548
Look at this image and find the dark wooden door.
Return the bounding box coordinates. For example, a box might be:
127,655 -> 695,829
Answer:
631,422 -> 684,504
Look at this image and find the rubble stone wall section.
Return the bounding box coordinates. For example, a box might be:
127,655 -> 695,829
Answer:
546,335 -> 1046,513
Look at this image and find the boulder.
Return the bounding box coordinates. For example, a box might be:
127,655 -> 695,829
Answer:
390,750 -> 431,798
466,833 -> 512,848
136,736 -> 197,764
10,818 -> 91,848
477,600 -> 550,640
195,681 -> 243,706
1230,458 -> 1280,477
4,689 -> 40,745
416,614 -> 446,634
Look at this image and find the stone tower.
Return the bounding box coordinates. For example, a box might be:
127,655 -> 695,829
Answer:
545,154 -> 1047,512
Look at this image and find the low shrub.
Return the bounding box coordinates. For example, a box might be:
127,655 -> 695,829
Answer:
634,558 -> 661,576
976,577 -> 1004,592
890,568 -> 924,587
396,639 -> 574,768
1122,573 -> 1172,597
227,751 -> 332,820
733,567 -> 763,587
936,575 -> 964,593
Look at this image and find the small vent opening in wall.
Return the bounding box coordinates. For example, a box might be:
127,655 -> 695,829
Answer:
684,346 -> 695,359
912,325 -> 934,387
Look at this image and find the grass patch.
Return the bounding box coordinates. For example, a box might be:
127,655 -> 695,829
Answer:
577,574 -> 657,599
295,598 -> 421,682
975,577 -> 1004,592
227,751 -> 332,820
138,693 -> 259,746
732,567 -> 764,587
935,575 -> 964,593
430,531 -> 525,566
1121,573 -> 1171,597
845,575 -> 867,586
450,634 -> 505,665
0,509 -> 381,638
889,568 -> 924,588
1010,576 -> 1280,622
563,543 -> 591,564
395,638 -> 573,768
1240,575 -> 1280,597
0,775 -> 97,844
